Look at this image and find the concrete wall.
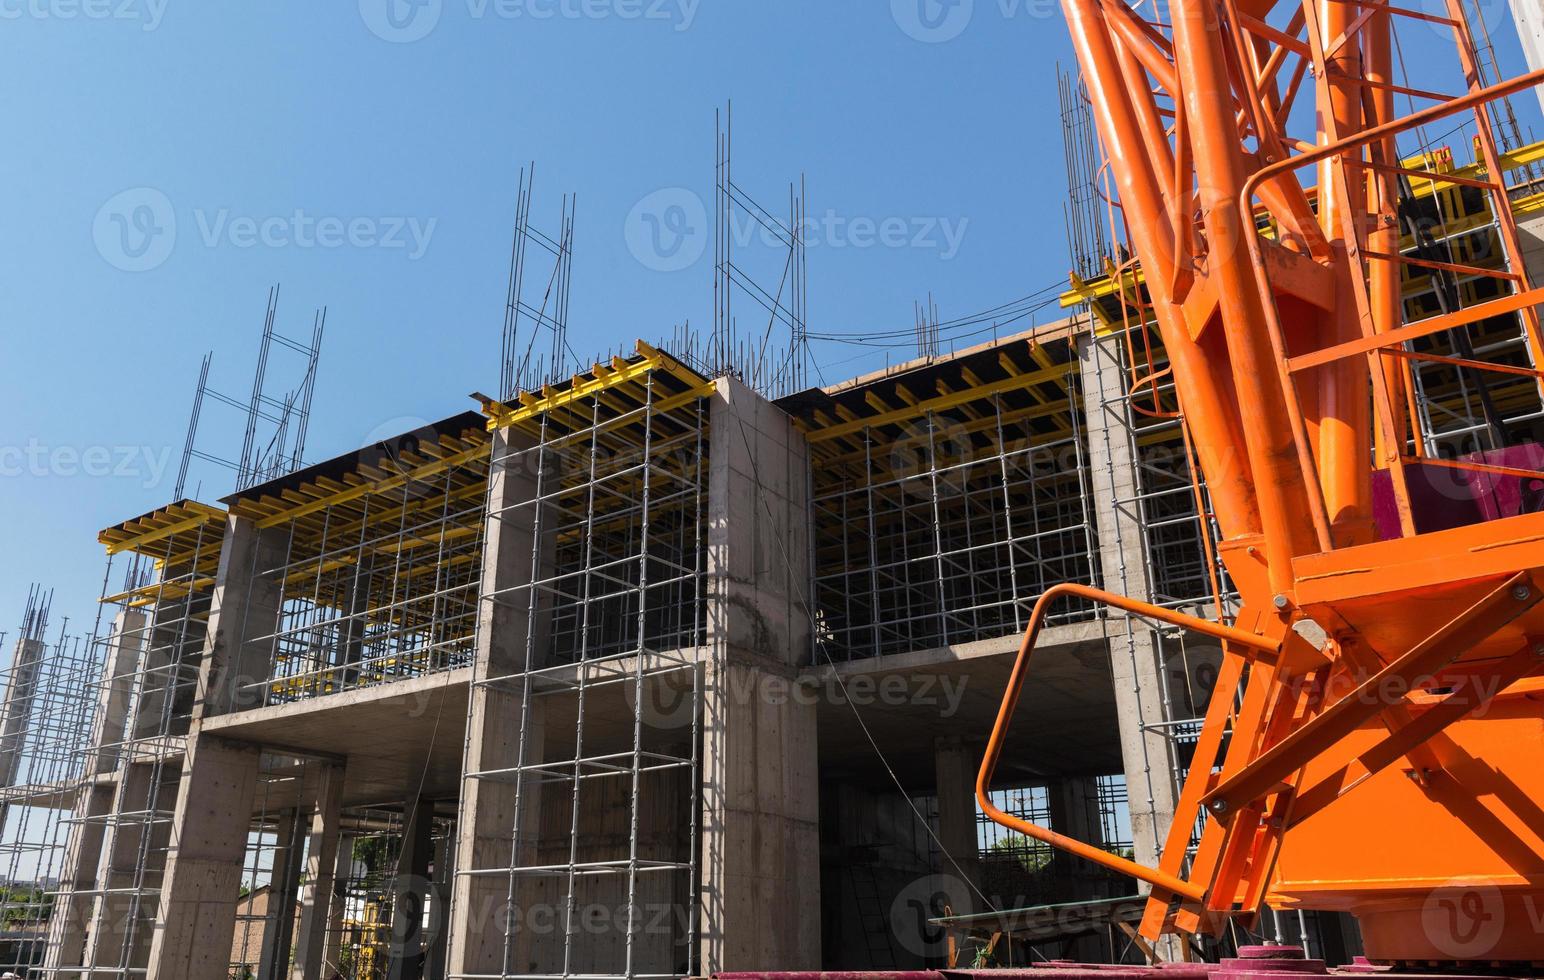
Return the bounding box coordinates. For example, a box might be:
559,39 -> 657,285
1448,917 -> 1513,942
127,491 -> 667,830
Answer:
449,426 -> 549,978
700,378 -> 822,974
1513,0 -> 1544,116
1076,331 -> 1179,874
818,781 -> 934,970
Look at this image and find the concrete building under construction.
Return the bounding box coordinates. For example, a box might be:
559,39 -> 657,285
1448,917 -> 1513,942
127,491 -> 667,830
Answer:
3,131 -> 1544,979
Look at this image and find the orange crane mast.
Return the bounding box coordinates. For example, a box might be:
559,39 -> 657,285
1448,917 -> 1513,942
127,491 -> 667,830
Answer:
978,0 -> 1544,964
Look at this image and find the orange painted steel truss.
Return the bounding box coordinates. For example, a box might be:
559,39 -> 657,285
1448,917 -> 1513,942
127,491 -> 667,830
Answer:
980,0 -> 1544,962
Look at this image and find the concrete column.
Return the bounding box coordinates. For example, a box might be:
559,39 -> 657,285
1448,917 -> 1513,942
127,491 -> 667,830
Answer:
1047,777 -> 1108,900
335,552 -> 376,690
194,515 -> 288,720
50,611 -> 149,974
449,427 -> 551,977
700,378 -> 821,974
257,808 -> 305,980
82,761 -> 169,976
291,761 -> 345,980
1513,0 -> 1544,115
1519,211 -> 1544,284
388,796 -> 434,980
131,598 -> 199,743
43,781 -> 114,973
1077,332 -> 1178,874
0,636 -> 47,790
320,833 -> 355,977
89,610 -> 147,775
424,827 -> 454,980
932,736 -> 979,888
143,734 -> 262,980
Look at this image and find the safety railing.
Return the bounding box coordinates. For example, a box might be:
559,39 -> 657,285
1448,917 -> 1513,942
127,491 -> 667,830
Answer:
1247,63 -> 1544,551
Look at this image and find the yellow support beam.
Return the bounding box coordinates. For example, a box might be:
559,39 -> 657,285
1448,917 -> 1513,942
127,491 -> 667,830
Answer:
250,441 -> 489,530
804,360 -> 1075,445
100,501 -> 227,556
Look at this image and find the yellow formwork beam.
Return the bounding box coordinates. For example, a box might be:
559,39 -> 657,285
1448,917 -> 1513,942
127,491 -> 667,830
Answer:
802,360 -> 1075,445
484,340 -> 710,432
249,440 -> 489,530
100,501 -> 228,556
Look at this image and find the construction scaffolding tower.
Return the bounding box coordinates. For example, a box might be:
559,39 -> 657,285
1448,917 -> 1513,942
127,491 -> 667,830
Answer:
0,589 -> 100,976
453,343 -> 713,979
41,501 -> 229,977
223,415 -> 493,706
792,327 -> 1099,662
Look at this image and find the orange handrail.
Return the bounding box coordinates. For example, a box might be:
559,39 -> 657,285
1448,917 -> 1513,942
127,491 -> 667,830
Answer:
975,582 -> 1280,903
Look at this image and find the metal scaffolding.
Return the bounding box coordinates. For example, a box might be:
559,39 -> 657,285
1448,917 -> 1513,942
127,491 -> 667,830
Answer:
41,501 -> 229,977
224,415 -> 493,706
794,328 -> 1099,662
454,344 -> 712,980
0,589 -> 99,977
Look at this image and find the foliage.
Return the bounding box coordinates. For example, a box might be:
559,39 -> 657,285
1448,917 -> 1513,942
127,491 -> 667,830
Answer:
986,834 -> 1053,875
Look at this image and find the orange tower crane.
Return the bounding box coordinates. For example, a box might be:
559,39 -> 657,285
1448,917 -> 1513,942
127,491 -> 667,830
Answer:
978,0 -> 1544,963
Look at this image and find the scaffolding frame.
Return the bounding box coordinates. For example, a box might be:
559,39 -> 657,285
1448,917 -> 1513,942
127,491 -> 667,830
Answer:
0,590 -> 100,976
225,417 -> 493,706
795,329 -> 1100,662
453,344 -> 712,980
41,501 -> 229,977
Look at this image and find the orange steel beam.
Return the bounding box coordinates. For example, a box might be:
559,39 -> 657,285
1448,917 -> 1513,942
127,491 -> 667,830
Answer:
1286,642 -> 1544,826
1203,570 -> 1543,816
976,582 -> 1279,903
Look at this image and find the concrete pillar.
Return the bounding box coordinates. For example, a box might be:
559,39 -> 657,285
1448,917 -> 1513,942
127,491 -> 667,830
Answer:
1047,777 -> 1108,900
89,610 -> 147,775
320,833 -> 355,977
82,761 -> 170,976
0,636 -> 47,790
1518,211 -> 1544,284
335,552 -> 376,691
291,762 -> 345,980
449,427 -> 551,977
424,827 -> 454,980
1513,0 -> 1544,116
257,808 -> 305,980
388,796 -> 434,980
143,734 -> 262,980
131,599 -> 197,744
699,378 -> 821,974
1077,331 -> 1178,874
0,633 -> 46,852
194,515 -> 288,720
932,736 -> 979,888
43,781 -> 114,973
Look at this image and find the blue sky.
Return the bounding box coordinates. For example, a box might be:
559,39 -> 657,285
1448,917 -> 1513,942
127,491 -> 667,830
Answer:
1,0 -> 1540,638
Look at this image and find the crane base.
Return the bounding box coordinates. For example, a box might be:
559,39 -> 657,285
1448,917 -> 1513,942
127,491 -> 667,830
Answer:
716,945 -> 1542,980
